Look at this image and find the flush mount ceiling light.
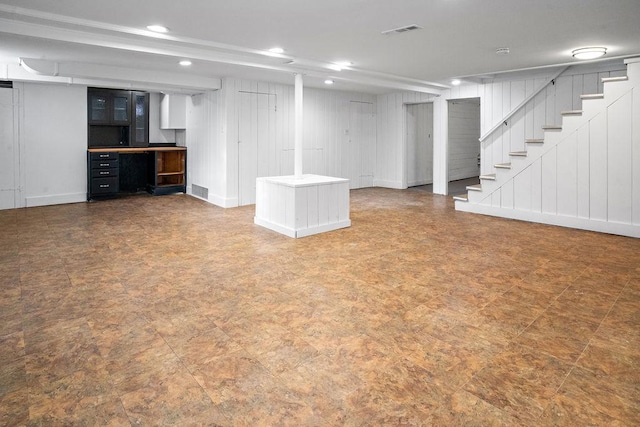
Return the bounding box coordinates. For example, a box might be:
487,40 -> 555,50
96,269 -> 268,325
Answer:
324,79 -> 334,85
572,47 -> 607,60
146,25 -> 169,33
451,79 -> 461,86
328,61 -> 353,71
496,47 -> 510,55
179,60 -> 192,66
265,47 -> 285,57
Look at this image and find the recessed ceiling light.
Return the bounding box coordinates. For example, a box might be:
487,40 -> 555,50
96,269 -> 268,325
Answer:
572,47 -> 607,60
179,60 -> 192,66
324,79 -> 334,85
269,47 -> 284,54
146,25 -> 169,33
451,79 -> 461,86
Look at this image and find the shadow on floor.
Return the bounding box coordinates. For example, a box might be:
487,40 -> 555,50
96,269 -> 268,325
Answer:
409,177 -> 480,196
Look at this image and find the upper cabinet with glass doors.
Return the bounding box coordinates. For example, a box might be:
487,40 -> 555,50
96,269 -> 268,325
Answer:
88,89 -> 131,125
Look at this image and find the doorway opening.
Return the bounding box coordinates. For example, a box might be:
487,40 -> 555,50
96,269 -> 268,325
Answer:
405,102 -> 434,192
447,98 -> 481,196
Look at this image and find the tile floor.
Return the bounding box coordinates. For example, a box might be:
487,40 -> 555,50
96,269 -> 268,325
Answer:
1,188 -> 639,426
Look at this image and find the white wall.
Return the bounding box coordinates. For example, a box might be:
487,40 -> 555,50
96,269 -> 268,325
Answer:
459,58 -> 640,238
375,92 -> 439,190
0,88 -> 18,209
19,82 -> 87,207
194,77 -> 377,207
448,99 -> 480,181
376,60 -> 627,196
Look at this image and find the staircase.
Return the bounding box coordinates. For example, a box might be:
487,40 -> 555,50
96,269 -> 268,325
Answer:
454,57 -> 640,238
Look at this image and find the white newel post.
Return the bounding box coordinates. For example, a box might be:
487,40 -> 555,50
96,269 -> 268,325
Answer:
294,73 -> 303,178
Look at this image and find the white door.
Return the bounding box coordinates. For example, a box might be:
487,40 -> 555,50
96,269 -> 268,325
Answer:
347,101 -> 375,189
238,92 -> 275,206
406,103 -> 434,187
0,88 -> 17,210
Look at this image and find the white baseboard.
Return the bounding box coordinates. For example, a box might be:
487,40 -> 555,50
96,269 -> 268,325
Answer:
25,192 -> 86,207
373,180 -> 404,189
456,202 -> 640,238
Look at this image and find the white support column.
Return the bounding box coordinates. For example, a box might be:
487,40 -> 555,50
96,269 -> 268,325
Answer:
294,73 -> 303,178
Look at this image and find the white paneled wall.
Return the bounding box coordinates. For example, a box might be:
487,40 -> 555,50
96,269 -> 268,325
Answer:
202,78 -> 377,206
476,62 -> 627,175
448,99 -> 480,181
0,88 -> 17,209
375,92 -> 439,190
459,58 -> 640,238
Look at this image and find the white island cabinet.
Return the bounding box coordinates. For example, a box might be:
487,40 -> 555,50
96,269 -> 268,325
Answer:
254,175 -> 351,238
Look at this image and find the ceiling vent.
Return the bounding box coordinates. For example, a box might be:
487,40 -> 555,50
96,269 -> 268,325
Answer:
381,24 -> 423,36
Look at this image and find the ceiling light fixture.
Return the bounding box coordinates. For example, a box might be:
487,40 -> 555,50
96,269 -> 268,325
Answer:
268,47 -> 284,54
496,47 -> 510,55
146,25 -> 169,33
572,47 -> 607,60
451,79 -> 461,86
179,60 -> 192,66
328,61 -> 352,71
324,79 -> 334,85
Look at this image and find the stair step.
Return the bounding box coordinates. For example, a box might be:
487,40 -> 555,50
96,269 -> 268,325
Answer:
509,151 -> 527,157
581,93 -> 604,100
602,76 -> 628,83
542,125 -> 562,131
495,163 -> 511,169
561,110 -> 583,116
480,174 -> 496,181
466,184 -> 482,192
525,138 -> 544,144
453,194 -> 468,202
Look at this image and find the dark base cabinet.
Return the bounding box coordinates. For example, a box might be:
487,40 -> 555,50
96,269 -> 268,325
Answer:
87,148 -> 186,200
88,152 -> 119,199
148,149 -> 187,195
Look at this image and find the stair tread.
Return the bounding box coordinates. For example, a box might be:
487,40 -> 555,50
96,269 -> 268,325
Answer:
561,110 -> 583,115
467,184 -> 482,191
602,76 -> 628,82
480,174 -> 496,180
510,151 -> 527,156
495,163 -> 511,169
453,194 -> 468,202
525,138 -> 544,143
542,125 -> 562,130
581,93 -> 604,99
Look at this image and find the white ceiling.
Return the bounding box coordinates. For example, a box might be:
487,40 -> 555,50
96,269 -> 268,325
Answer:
1,0 -> 639,93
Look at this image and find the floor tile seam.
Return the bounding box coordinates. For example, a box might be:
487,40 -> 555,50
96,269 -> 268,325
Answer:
571,283 -> 627,375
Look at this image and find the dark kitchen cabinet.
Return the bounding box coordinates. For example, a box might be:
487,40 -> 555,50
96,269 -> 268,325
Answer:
130,91 -> 149,147
88,88 -> 149,148
88,89 -> 131,125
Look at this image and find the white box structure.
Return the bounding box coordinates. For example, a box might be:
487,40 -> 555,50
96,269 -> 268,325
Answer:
254,174 -> 351,238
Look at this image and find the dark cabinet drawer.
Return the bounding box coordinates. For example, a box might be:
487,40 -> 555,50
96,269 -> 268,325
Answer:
91,168 -> 118,178
90,152 -> 118,161
91,159 -> 119,169
91,177 -> 119,194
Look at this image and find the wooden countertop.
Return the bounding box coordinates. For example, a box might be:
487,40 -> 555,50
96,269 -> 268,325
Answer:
88,146 -> 186,153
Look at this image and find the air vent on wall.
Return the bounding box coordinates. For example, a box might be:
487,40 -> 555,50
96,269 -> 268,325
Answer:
191,184 -> 209,200
0,81 -> 13,88
381,24 -> 423,35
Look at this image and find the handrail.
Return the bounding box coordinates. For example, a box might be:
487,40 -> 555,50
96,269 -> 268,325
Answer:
479,66 -> 569,142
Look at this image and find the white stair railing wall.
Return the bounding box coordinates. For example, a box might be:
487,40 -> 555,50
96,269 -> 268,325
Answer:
455,57 -> 640,238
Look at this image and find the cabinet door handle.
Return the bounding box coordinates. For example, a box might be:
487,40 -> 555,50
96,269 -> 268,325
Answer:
100,171 -> 109,175
99,184 -> 109,188
99,154 -> 109,158
100,163 -> 109,167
